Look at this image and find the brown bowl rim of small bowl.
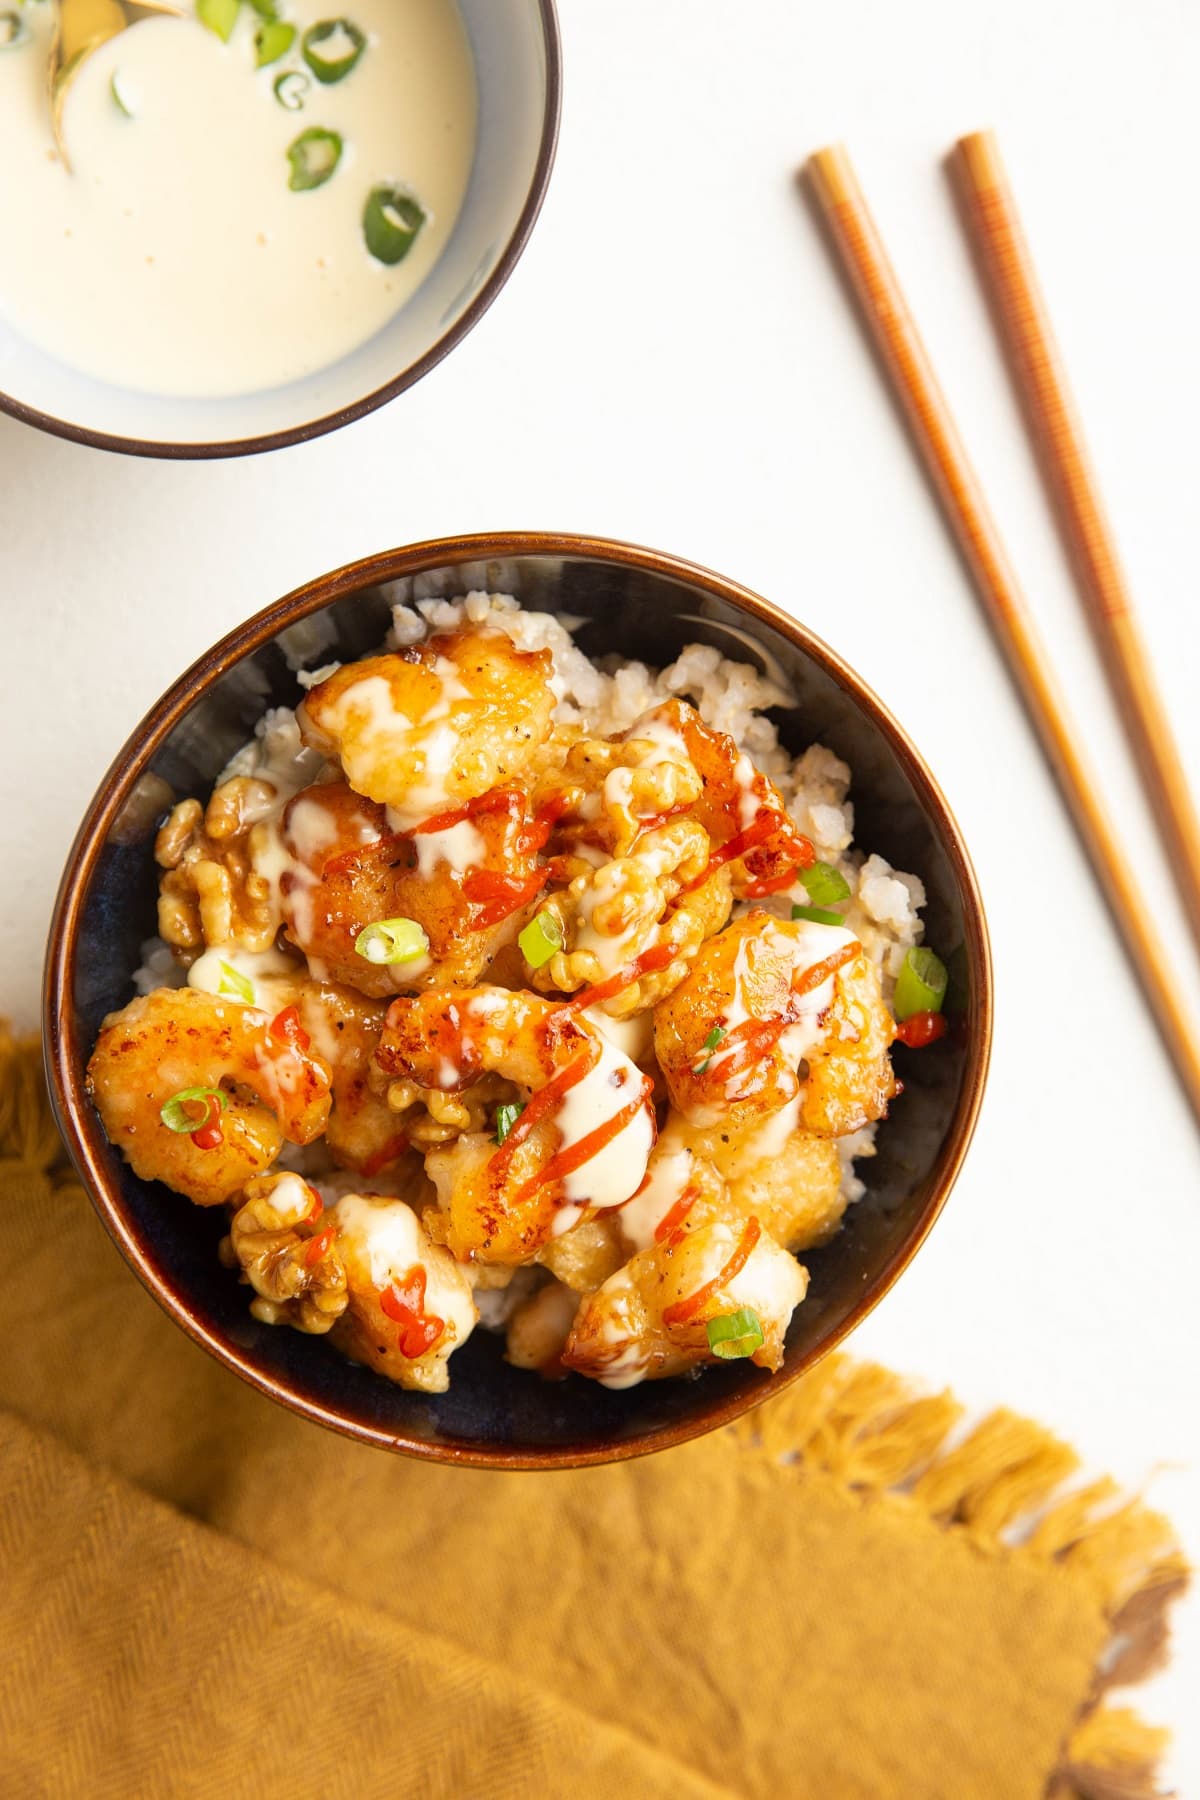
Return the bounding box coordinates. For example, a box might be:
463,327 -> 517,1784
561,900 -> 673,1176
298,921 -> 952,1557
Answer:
43,530 -> 993,1468
0,1 -> 561,463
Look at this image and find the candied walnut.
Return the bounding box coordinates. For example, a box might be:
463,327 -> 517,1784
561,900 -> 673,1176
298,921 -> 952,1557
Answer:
226,1173 -> 348,1335
154,781 -> 281,957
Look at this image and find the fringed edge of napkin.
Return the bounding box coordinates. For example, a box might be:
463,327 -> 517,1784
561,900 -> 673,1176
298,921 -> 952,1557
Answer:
7,1026 -> 1189,1798
728,1359 -> 1190,1799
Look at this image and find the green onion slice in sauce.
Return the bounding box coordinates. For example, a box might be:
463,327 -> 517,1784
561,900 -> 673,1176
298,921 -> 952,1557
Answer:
0,10 -> 30,47
273,68 -> 309,109
110,71 -> 135,116
246,0 -> 278,17
196,0 -> 240,44
494,1102 -> 523,1145
692,1024 -> 726,1074
160,1087 -> 228,1134
790,904 -> 845,927
798,860 -> 851,906
355,918 -> 429,966
254,19 -> 294,65
892,946 -> 948,1022
706,1308 -> 764,1360
287,126 -> 343,191
217,960 -> 255,1004
517,911 -> 563,970
301,16 -> 365,82
362,184 -> 426,265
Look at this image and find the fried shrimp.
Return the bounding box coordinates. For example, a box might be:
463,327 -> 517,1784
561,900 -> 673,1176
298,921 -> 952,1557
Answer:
298,629 -> 555,820
655,1114 -> 846,1251
625,700 -> 814,897
563,1211 -> 808,1387
327,1193 -> 478,1394
375,987 -> 656,1264
87,987 -> 333,1206
654,911 -> 895,1136
275,780 -> 554,999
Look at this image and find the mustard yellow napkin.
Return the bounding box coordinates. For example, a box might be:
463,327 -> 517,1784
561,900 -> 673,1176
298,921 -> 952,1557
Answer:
0,1031 -> 1186,1798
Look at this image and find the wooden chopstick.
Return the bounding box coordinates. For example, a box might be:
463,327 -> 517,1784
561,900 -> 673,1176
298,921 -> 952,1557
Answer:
953,128 -> 1200,959
806,142 -> 1200,1127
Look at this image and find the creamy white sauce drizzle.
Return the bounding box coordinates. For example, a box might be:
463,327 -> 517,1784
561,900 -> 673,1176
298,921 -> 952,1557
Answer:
323,656 -> 472,825
187,943 -> 301,1011
332,1193 -> 477,1349
553,1036 -> 654,1217
706,919 -> 859,1103
262,1171 -> 316,1225
414,819 -> 486,878
617,1147 -> 695,1254
0,0 -> 477,396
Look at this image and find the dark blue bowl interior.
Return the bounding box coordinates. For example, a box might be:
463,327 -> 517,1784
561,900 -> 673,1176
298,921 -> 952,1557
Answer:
52,544 -> 986,1462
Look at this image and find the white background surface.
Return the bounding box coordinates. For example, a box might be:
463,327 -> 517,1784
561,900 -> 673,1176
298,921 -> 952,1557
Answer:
4,0 -> 1198,1786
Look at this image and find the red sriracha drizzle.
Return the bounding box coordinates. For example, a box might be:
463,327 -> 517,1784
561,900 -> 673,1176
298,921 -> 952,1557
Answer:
662,1216 -> 762,1328
269,1005 -> 311,1051
186,1093 -> 224,1150
894,1011 -> 948,1049
380,1266 -> 445,1359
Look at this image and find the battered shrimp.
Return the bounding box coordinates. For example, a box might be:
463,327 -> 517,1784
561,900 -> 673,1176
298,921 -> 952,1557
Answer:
563,1210 -> 808,1388
655,1113 -> 846,1251
291,980 -> 411,1177
327,1193 -> 478,1394
272,779 -> 552,999
298,629 -> 555,821
625,701 -> 814,897
654,911 -> 896,1137
376,987 -> 656,1264
87,987 -> 333,1207
224,1171 -> 348,1334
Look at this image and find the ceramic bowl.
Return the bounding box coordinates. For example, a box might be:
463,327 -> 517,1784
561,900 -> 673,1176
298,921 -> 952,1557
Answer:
44,532 -> 992,1466
0,1 -> 559,458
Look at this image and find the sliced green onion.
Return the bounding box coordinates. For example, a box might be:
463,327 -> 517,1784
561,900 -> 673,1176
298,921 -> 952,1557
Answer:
355,917 -> 429,966
799,860 -> 851,906
246,0 -> 277,16
287,126 -> 343,192
791,904 -> 845,927
254,18 -> 294,64
692,1024 -> 726,1075
494,1102 -> 523,1145
0,10 -> 29,47
110,70 -> 135,116
160,1086 -> 228,1133
893,946 -> 948,1022
217,960 -> 255,1004
706,1308 -> 764,1361
517,911 -> 563,970
196,0 -> 240,42
273,67 -> 309,108
301,16 -> 365,82
362,184 -> 425,266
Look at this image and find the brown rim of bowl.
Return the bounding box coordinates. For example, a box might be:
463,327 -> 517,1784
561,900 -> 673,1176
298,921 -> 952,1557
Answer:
0,3 -> 561,462
43,531 -> 993,1468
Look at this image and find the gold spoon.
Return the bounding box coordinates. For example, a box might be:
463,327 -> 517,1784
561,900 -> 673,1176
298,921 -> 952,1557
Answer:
49,0 -> 185,167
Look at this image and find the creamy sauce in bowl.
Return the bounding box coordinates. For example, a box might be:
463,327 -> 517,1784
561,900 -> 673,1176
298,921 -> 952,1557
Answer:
0,0 -> 476,395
